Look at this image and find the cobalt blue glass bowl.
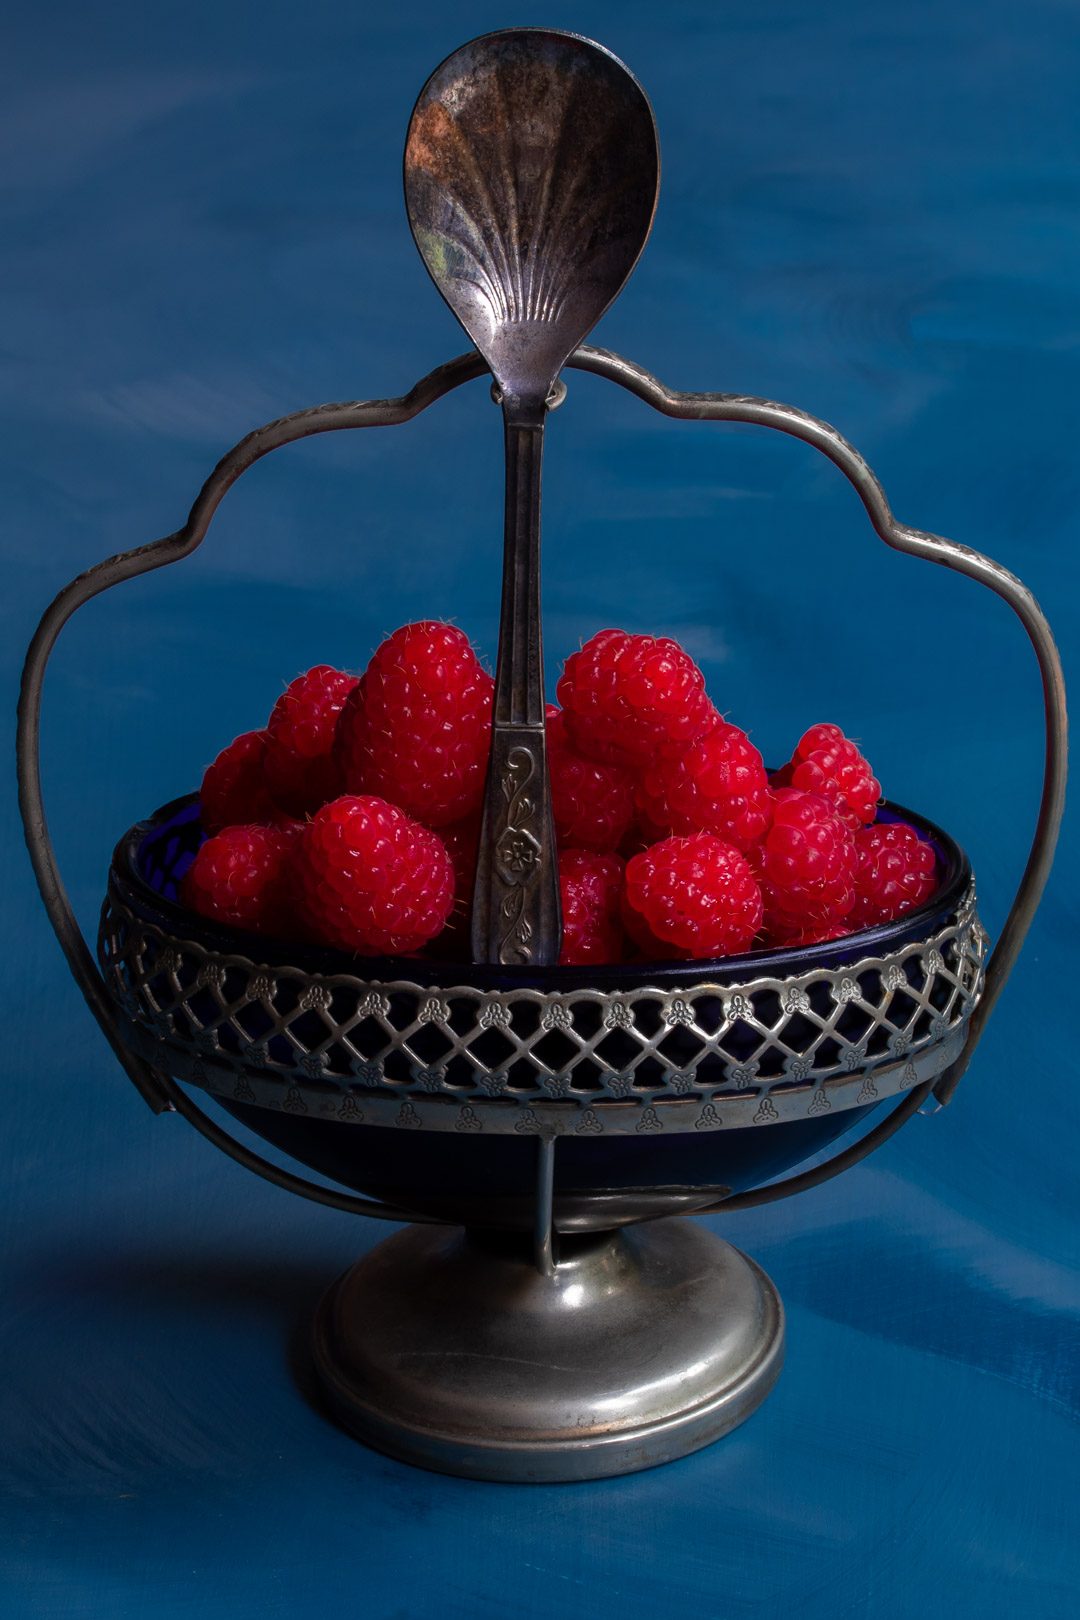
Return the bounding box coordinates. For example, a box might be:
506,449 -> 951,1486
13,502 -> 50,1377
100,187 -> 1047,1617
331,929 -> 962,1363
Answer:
98,793 -> 985,1231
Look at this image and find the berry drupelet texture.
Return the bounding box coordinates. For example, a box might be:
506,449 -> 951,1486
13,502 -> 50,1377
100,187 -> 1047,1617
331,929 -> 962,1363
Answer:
557,628 -> 715,766
756,787 -> 856,942
622,833 -> 763,960
850,820 -> 937,928
546,706 -> 635,852
182,823 -> 297,935
292,794 -> 454,955
773,722 -> 880,830
185,616 -> 938,968
430,813 -> 482,955
558,849 -> 626,965
200,730 -> 277,834
636,715 -> 772,850
264,665 -> 359,815
335,622 -> 493,828
438,814 -> 481,905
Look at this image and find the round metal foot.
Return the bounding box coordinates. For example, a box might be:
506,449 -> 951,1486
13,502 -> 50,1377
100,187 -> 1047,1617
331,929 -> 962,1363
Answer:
311,1219 -> 784,1482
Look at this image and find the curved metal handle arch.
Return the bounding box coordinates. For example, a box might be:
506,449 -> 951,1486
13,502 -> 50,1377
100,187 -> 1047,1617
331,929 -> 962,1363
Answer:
16,351 -> 486,1218
17,343 -> 1065,1229
570,345 -> 1067,1110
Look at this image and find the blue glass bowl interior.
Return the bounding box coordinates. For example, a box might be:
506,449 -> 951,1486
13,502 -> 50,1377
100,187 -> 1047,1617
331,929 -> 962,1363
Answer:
104,794 -> 970,1218
120,792 -> 968,993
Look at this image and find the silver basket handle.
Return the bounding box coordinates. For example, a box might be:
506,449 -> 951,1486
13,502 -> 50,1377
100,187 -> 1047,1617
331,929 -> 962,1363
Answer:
571,345 -> 1067,1108
15,353 -> 486,1215
17,346 -> 1064,1239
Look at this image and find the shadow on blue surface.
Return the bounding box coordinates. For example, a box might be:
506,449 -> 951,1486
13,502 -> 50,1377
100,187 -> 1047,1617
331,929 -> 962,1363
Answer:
768,1221 -> 1079,1420
2,0 -> 1078,1615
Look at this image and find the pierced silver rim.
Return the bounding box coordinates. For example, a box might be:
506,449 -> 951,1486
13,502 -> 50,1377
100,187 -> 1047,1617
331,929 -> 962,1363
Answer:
101,886 -> 987,1134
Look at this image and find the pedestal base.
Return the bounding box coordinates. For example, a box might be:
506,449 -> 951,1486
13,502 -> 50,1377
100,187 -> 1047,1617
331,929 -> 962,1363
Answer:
311,1219 -> 784,1482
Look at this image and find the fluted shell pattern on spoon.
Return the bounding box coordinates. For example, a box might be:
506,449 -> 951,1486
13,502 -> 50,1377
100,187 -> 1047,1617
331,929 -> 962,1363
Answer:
404,28 -> 660,401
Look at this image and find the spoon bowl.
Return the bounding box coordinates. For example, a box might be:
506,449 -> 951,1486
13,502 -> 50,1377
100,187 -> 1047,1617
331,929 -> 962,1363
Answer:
405,30 -> 661,967
405,28 -> 660,405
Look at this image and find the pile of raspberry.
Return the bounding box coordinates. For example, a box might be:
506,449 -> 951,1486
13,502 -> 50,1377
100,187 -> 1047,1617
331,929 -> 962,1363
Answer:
183,623 -> 938,966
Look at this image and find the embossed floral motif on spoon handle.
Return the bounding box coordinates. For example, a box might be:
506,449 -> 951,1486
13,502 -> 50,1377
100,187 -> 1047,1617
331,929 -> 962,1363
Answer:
405,29 -> 659,963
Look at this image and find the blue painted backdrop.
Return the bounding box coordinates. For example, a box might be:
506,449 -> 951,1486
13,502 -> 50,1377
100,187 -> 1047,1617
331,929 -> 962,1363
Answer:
2,1 -> 1077,1614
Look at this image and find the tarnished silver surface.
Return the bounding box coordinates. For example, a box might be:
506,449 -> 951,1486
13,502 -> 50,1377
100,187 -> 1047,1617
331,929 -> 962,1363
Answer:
311,1219 -> 784,1482
117,1016 -> 969,1136
19,343 -> 1059,1142
568,345 -> 1068,1106
405,30 -> 660,967
404,31 -> 659,407
16,341 -> 1057,1198
99,885 -> 986,1131
12,25 -> 1065,1483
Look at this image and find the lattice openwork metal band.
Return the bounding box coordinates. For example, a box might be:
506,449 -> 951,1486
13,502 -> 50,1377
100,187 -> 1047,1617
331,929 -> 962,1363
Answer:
99,886 -> 986,1129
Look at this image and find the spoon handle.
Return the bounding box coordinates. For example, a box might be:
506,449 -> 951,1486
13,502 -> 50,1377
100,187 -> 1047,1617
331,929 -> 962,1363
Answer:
470,398 -> 562,965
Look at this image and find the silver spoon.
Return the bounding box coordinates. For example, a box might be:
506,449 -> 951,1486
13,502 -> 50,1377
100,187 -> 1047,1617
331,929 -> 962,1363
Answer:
405,28 -> 660,965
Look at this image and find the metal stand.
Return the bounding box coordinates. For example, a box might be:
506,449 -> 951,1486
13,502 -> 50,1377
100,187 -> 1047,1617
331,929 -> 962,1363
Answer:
16,346 -> 1066,1481
18,345 -> 1066,1125
311,1219 -> 784,1483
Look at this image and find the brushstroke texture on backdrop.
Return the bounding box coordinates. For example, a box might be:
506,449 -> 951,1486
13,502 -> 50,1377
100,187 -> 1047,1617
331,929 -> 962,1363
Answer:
1,1 -> 1077,1616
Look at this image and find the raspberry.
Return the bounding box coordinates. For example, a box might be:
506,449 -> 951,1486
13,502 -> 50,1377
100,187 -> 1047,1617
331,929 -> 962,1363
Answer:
849,821 -> 937,929
637,717 -> 772,850
200,730 -> 276,834
556,629 -> 714,766
439,815 -> 481,904
622,834 -> 763,960
182,824 -> 296,935
546,706 -> 635,852
559,850 -> 626,965
766,919 -> 849,949
757,788 -> 856,935
293,794 -> 454,955
264,665 -> 359,815
773,723 -> 880,829
335,623 -> 493,827
428,814 -> 481,954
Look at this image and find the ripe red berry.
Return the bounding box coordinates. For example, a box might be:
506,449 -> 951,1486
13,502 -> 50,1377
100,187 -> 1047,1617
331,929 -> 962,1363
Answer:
559,849 -> 626,965
849,820 -> 937,929
757,788 -> 856,936
637,717 -> 772,850
765,919 -> 850,949
264,665 -> 359,816
182,824 -> 296,935
335,622 -> 493,827
622,834 -> 763,960
293,794 -> 454,955
773,722 -> 880,829
200,730 -> 276,834
546,706 -> 635,852
556,628 -> 715,766
427,814 -> 482,954
439,814 -> 481,903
